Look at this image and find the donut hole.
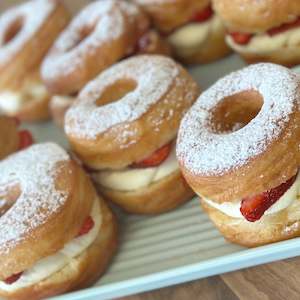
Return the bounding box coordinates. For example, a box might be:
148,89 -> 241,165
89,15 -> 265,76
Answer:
0,184 -> 21,217
2,17 -> 24,45
66,25 -> 95,52
210,90 -> 263,134
96,79 -> 137,106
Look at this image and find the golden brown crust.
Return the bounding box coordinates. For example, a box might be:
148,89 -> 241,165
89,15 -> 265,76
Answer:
0,116 -> 19,160
135,0 -> 210,32
212,0 -> 300,33
0,1 -> 70,121
67,62 -> 200,170
0,198 -> 118,300
201,198 -> 300,247
170,20 -> 231,64
42,1 -> 151,95
0,1 -> 70,91
97,170 -> 194,214
179,88 -> 300,203
239,48 -> 300,67
0,160 -> 95,280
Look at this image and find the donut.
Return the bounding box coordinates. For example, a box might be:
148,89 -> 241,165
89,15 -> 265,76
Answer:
134,0 -> 231,64
0,143 -> 117,299
213,0 -> 300,66
177,63 -> 300,246
0,0 -> 70,121
0,116 -> 33,160
65,55 -> 199,214
41,0 -> 170,127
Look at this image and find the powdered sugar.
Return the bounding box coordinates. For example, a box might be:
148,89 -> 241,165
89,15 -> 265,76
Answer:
65,55 -> 180,139
0,0 -> 56,66
0,143 -> 69,253
177,63 -> 300,176
41,0 -> 140,82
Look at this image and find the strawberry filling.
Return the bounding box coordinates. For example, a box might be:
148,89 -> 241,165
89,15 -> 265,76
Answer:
131,143 -> 172,168
229,16 -> 300,45
268,17 -> 300,36
229,32 -> 253,45
77,216 -> 95,237
240,174 -> 297,222
18,130 -> 34,150
4,272 -> 23,285
191,5 -> 213,23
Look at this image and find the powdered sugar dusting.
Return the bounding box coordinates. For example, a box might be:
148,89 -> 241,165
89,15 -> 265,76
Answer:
0,0 -> 56,66
177,63 -> 300,176
41,0 -> 140,82
65,55 -> 179,139
0,143 -> 70,253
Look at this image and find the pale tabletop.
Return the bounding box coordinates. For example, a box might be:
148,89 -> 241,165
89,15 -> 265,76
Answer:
1,1 -> 300,299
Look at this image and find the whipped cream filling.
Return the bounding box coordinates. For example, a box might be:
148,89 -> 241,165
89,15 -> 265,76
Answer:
51,95 -> 75,107
0,199 -> 102,291
226,26 -> 300,54
202,173 -> 300,219
168,15 -> 223,54
93,146 -> 179,191
0,82 -> 48,114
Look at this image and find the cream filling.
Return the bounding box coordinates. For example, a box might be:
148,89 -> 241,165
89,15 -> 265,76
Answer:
226,26 -> 300,54
202,173 -> 300,219
51,95 -> 75,107
168,15 -> 223,52
0,199 -> 102,292
0,83 -> 48,114
92,146 -> 179,191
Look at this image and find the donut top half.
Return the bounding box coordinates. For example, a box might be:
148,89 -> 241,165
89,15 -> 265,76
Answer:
177,63 -> 300,203
65,55 -> 200,170
41,0 -> 151,95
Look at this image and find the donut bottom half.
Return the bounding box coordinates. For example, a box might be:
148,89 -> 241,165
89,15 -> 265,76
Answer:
238,46 -> 300,67
97,170 -> 194,214
0,198 -> 118,300
172,23 -> 231,64
201,197 -> 300,247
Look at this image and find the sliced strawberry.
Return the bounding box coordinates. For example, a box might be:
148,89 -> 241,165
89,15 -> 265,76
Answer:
229,32 -> 253,45
132,143 -> 172,168
240,174 -> 297,222
4,272 -> 23,284
191,6 -> 213,23
18,130 -> 34,150
77,216 -> 94,237
268,17 -> 300,36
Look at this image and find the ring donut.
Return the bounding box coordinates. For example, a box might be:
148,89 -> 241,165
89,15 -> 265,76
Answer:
0,0 -> 70,121
42,0 -> 170,127
177,63 -> 300,246
0,143 -> 117,299
65,55 -> 199,214
213,0 -> 300,66
134,0 -> 231,64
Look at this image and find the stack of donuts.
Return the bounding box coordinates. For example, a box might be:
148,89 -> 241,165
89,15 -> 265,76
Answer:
1,0 -> 300,298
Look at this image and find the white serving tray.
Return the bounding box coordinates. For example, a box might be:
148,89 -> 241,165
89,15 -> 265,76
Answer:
22,55 -> 300,300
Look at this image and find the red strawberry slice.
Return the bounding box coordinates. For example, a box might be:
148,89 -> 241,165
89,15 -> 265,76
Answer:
132,143 -> 172,168
268,17 -> 300,36
240,174 -> 297,222
18,130 -> 34,150
77,216 -> 94,237
191,6 -> 213,23
4,272 -> 23,284
229,32 -> 253,45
